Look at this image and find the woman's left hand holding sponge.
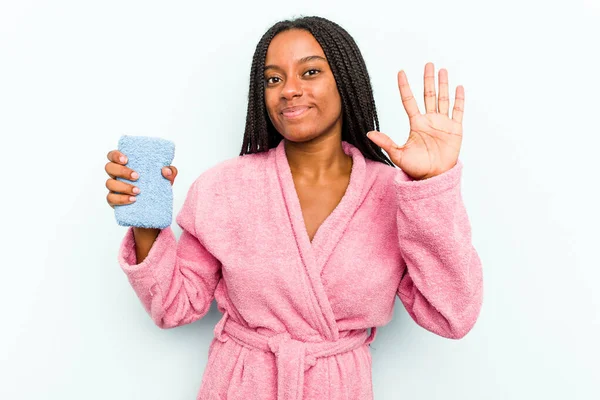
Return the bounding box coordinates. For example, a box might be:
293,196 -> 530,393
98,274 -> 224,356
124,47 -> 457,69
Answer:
105,149 -> 177,208
105,149 -> 178,263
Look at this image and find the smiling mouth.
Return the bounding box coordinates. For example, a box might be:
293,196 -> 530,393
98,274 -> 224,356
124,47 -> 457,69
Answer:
282,107 -> 310,119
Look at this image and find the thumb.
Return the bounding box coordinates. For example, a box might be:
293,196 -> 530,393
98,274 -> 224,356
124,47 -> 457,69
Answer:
162,166 -> 178,185
366,130 -> 403,154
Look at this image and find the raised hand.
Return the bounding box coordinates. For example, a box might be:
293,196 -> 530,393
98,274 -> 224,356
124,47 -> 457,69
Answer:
367,62 -> 464,180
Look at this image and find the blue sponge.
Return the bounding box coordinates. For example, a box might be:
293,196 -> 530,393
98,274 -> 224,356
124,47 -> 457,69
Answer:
114,135 -> 175,229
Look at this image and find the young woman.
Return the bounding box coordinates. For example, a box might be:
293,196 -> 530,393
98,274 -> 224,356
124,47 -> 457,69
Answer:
105,15 -> 483,400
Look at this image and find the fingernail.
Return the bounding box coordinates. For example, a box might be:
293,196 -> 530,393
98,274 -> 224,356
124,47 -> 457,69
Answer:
120,156 -> 127,163
131,172 -> 139,179
129,196 -> 136,202
132,187 -> 140,194
164,168 -> 172,176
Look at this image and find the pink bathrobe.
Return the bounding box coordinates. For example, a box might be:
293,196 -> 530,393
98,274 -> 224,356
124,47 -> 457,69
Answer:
117,140 -> 483,400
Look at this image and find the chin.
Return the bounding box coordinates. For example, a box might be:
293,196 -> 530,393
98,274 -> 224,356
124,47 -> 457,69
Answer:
278,126 -> 321,143
281,132 -> 320,144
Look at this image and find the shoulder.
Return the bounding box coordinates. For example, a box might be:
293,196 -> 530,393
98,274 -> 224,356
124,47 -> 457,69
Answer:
364,158 -> 412,181
189,150 -> 270,196
180,150 -> 270,243
363,158 -> 409,196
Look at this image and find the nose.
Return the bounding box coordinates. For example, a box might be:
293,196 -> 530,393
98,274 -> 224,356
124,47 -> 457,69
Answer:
280,75 -> 303,100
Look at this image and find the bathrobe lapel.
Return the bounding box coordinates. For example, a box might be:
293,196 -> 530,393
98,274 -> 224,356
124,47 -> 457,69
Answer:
274,140 -> 366,341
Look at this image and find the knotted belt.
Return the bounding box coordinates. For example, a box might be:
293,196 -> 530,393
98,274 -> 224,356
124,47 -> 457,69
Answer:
213,311 -> 377,400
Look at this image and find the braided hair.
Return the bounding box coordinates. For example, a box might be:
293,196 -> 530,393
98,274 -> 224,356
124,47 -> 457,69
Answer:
239,15 -> 394,167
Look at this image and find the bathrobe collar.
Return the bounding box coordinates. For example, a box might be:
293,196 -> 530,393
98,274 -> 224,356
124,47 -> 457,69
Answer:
274,139 -> 366,340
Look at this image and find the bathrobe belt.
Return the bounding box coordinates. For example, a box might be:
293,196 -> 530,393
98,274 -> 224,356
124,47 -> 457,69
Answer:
214,311 -> 377,400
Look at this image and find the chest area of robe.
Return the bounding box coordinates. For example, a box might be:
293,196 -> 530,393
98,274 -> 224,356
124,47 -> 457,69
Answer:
200,141 -> 404,340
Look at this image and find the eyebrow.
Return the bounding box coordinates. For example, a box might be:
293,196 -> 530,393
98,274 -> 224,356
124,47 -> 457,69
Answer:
264,55 -> 327,72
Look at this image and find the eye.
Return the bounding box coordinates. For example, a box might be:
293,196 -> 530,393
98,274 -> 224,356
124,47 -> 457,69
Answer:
265,76 -> 281,85
304,69 -> 321,76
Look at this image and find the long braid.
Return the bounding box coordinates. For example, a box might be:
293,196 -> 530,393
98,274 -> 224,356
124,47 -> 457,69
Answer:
239,16 -> 394,167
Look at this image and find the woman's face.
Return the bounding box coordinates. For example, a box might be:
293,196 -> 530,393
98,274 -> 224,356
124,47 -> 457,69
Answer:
263,29 -> 342,143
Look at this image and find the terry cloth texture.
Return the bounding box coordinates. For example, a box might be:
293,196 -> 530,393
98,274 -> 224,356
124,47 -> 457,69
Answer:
117,140 -> 484,400
114,135 -> 175,229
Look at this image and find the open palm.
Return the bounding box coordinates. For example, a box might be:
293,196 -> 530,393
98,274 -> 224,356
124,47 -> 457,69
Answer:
367,63 -> 464,180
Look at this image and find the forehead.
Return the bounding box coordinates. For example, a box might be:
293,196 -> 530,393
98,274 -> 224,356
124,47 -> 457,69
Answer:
265,29 -> 326,63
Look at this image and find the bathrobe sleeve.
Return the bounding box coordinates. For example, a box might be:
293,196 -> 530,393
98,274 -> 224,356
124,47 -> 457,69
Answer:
394,160 -> 483,339
117,176 -> 222,329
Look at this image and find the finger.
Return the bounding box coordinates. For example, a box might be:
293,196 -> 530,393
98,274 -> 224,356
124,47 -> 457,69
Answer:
106,178 -> 140,196
423,62 -> 437,114
105,161 -> 116,180
162,166 -> 177,179
162,166 -> 177,185
107,150 -> 128,165
105,162 -> 139,181
438,69 -> 450,117
452,85 -> 465,124
106,191 -> 137,208
397,70 -> 420,119
366,130 -> 403,156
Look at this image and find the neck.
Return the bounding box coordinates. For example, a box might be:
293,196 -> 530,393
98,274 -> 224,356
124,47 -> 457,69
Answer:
284,134 -> 353,184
